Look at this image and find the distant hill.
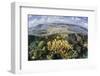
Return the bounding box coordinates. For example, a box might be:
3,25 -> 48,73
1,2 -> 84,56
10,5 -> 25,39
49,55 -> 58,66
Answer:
28,23 -> 88,36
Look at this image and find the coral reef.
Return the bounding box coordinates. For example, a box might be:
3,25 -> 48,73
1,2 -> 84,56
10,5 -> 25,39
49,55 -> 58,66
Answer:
28,33 -> 88,60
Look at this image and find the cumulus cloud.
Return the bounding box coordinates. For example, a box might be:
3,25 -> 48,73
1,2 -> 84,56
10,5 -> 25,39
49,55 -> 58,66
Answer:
28,15 -> 88,29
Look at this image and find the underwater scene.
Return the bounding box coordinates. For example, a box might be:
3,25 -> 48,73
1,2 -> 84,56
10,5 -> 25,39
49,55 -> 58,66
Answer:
28,15 -> 88,60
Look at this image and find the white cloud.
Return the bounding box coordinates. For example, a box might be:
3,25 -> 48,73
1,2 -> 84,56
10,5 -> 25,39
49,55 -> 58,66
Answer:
28,15 -> 88,29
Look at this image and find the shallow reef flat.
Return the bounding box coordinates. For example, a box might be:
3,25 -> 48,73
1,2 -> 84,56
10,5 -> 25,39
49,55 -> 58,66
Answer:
28,33 -> 88,60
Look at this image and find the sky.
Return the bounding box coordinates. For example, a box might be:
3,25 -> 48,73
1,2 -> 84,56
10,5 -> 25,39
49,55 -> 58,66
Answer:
28,15 -> 88,29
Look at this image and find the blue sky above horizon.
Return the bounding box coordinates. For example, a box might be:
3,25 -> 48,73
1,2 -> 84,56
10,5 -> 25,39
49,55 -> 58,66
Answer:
28,15 -> 88,29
